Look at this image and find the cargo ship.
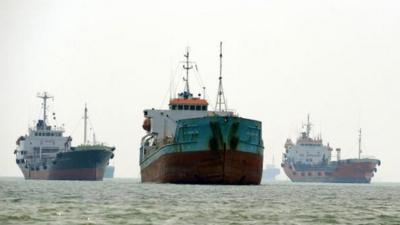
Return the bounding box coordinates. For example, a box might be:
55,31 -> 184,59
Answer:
262,165 -> 280,182
14,92 -> 115,180
262,156 -> 280,182
139,43 -> 264,184
104,165 -> 115,178
281,115 -> 380,183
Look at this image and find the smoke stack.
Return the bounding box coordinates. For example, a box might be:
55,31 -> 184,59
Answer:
336,148 -> 341,161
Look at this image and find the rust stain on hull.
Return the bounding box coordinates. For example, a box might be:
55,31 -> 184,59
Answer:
141,150 -> 263,185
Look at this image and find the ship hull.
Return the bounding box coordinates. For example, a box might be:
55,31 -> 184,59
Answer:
18,149 -> 112,181
282,159 -> 380,183
141,149 -> 263,184
140,116 -> 264,184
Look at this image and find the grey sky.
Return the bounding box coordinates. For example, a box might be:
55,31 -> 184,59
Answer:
1,0 -> 399,181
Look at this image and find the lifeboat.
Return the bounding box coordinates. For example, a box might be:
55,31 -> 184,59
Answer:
142,118 -> 151,132
16,136 -> 25,145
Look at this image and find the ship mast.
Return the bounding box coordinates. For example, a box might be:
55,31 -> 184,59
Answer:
306,114 -> 312,137
183,47 -> 193,98
37,92 -> 53,127
83,103 -> 88,145
93,132 -> 97,145
358,128 -> 362,159
215,41 -> 227,111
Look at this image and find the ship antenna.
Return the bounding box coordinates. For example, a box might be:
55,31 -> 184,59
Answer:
37,92 -> 53,128
358,128 -> 362,159
183,47 -> 193,98
215,41 -> 227,111
83,103 -> 88,145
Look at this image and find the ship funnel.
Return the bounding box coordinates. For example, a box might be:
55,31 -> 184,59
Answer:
336,148 -> 341,161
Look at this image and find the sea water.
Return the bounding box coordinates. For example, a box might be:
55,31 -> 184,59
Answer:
0,178 -> 399,225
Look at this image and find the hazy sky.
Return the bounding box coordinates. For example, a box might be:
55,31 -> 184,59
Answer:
1,0 -> 399,181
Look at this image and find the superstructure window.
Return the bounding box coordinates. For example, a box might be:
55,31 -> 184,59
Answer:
184,105 -> 189,110
202,106 -> 207,111
190,105 -> 195,110
171,105 -> 177,110
196,106 -> 201,111
178,105 -> 183,110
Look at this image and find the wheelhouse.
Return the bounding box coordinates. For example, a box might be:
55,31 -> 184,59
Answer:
169,98 -> 208,111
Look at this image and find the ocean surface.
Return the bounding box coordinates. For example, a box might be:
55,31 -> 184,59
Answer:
0,178 -> 399,225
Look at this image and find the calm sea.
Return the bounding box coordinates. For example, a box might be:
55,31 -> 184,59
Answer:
0,178 -> 399,225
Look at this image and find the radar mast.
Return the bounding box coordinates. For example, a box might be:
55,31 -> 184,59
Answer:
37,92 -> 53,127
303,114 -> 312,138
183,47 -> 193,98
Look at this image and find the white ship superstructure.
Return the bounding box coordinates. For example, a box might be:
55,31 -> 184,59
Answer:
283,115 -> 332,166
15,92 -> 71,171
